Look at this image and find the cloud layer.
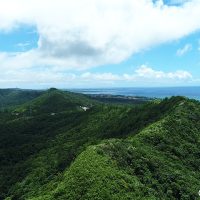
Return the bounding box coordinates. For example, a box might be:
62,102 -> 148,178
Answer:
0,65 -> 193,88
0,0 -> 200,71
0,0 -> 200,88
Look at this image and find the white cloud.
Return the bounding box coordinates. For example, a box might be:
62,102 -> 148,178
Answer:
77,66 -> 192,84
81,72 -> 121,81
0,65 -> 193,88
0,0 -> 200,70
123,65 -> 192,80
176,43 -> 192,56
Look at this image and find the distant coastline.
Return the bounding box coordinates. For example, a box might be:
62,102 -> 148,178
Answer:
70,86 -> 200,100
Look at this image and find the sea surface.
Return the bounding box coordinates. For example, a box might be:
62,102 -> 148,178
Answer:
70,87 -> 200,100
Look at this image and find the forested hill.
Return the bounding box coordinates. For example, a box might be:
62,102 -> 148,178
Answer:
0,89 -> 199,200
0,89 -> 44,110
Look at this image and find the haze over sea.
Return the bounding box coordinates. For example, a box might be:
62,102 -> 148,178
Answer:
71,87 -> 200,100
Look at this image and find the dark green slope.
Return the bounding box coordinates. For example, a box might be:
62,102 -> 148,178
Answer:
14,88 -> 96,115
0,92 -> 199,200
0,89 -> 43,110
49,98 -> 200,200
0,89 -> 98,199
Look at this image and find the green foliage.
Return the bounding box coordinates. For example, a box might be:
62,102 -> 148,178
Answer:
0,89 -> 43,110
14,89 -> 97,116
0,90 -> 199,200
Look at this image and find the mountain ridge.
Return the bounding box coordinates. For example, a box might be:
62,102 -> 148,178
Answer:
0,89 -> 199,200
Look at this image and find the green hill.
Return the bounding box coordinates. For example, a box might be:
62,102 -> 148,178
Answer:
0,89 -> 199,200
13,88 -> 96,116
53,98 -> 199,200
0,89 -> 43,110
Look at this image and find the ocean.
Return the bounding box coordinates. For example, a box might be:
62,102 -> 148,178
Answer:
70,87 -> 200,100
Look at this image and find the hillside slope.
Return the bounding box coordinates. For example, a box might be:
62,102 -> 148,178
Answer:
13,88 -> 96,115
24,97 -> 199,200
52,98 -> 200,200
0,91 -> 199,200
0,89 -> 43,110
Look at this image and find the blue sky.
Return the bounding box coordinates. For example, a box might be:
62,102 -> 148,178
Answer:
91,31 -> 200,74
0,0 -> 200,88
0,26 -> 38,52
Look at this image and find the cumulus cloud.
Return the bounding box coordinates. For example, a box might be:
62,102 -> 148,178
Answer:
0,65 -> 193,88
176,44 -> 192,56
76,66 -> 192,83
0,0 -> 200,70
123,65 -> 192,81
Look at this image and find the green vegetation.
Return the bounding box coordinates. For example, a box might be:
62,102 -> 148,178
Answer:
0,89 -> 199,200
0,89 -> 43,110
87,94 -> 152,105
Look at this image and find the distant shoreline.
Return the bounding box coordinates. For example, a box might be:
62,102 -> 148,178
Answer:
70,87 -> 200,100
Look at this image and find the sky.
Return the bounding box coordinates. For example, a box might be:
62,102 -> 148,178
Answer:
0,0 -> 200,88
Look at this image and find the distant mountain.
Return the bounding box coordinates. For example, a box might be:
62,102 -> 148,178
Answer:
13,88 -> 96,115
0,89 -> 43,110
0,89 -> 199,200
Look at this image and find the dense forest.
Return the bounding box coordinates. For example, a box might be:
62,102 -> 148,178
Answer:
0,88 -> 200,200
